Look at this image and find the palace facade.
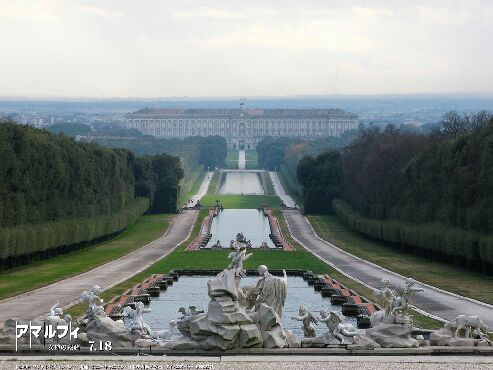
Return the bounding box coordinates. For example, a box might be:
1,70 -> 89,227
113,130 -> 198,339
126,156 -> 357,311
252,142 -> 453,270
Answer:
125,105 -> 358,149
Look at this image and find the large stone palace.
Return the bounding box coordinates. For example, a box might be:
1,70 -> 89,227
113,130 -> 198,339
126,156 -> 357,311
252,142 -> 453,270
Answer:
125,104 -> 358,149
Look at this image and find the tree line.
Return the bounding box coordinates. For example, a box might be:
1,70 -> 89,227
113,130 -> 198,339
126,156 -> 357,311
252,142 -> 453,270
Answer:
95,134 -> 227,169
0,120 -> 184,269
296,111 -> 493,273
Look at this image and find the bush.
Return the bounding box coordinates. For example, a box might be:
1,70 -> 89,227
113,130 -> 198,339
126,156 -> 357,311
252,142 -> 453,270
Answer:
332,199 -> 489,272
0,198 -> 149,269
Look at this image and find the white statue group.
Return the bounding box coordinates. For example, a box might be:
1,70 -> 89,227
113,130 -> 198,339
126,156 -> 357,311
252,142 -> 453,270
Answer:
5,244 -> 489,350
291,306 -> 360,345
368,277 -> 490,348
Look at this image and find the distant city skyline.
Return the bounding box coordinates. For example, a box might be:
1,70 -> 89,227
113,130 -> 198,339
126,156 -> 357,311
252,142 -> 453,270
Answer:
0,0 -> 492,98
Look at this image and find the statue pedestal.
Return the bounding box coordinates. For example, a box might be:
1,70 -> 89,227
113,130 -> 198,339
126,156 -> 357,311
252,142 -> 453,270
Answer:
366,322 -> 419,348
430,327 -> 493,347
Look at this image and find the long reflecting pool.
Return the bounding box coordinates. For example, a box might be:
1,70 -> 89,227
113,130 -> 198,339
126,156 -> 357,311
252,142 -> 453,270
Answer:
219,171 -> 264,195
206,209 -> 275,248
144,276 -> 358,338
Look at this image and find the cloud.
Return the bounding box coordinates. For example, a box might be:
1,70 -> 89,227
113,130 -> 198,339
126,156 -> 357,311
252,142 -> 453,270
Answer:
0,0 -> 492,96
416,5 -> 473,26
204,21 -> 373,53
76,5 -> 122,18
170,7 -> 274,20
0,4 -> 61,21
351,6 -> 394,18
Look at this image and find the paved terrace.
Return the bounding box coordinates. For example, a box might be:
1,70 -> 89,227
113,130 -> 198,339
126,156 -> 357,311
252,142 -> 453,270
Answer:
238,149 -> 246,170
0,210 -> 198,323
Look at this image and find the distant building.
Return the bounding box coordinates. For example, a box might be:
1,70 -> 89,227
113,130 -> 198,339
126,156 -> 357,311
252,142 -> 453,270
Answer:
125,105 -> 358,149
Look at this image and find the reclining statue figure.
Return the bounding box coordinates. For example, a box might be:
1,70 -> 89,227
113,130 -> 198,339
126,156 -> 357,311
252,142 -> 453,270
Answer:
318,309 -> 360,344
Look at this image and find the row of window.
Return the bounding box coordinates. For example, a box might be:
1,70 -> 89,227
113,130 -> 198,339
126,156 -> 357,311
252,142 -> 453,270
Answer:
139,128 -> 347,137
128,120 -> 356,131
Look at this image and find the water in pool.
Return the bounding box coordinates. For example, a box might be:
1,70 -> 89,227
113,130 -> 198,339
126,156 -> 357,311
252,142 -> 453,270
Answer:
219,171 -> 264,195
144,275 -> 358,339
206,209 -> 275,248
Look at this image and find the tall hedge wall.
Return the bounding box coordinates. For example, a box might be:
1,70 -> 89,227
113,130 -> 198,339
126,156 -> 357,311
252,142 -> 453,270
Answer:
333,199 -> 493,273
0,121 -> 136,227
0,197 -> 149,269
0,120 -> 185,270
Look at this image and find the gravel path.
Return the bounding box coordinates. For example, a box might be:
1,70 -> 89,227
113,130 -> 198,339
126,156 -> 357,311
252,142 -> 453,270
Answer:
238,150 -> 246,170
186,171 -> 214,208
0,210 -> 198,322
1,356 -> 493,370
269,172 -> 296,208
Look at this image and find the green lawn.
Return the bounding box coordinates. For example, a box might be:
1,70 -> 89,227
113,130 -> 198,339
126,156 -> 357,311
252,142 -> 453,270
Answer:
245,150 -> 259,169
200,194 -> 282,209
262,172 -> 276,195
0,214 -> 172,300
308,214 -> 493,305
206,171 -> 221,195
225,150 -> 239,169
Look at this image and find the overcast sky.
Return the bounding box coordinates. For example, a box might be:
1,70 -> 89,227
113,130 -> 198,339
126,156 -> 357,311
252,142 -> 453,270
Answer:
0,0 -> 491,98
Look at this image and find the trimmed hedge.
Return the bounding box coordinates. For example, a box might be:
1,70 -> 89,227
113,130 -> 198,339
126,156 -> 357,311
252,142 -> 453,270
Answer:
333,199 -> 492,273
0,197 -> 149,269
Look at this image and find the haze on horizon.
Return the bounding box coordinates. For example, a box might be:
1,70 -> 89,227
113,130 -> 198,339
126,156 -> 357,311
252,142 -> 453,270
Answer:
0,0 -> 492,98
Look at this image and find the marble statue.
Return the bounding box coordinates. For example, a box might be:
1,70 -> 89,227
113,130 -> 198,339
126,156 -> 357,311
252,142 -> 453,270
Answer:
227,244 -> 252,274
189,306 -> 204,316
151,320 -> 177,340
122,302 -> 152,336
388,279 -> 423,320
430,315 -> 492,347
236,232 -> 246,243
162,255 -> 291,350
178,307 -> 191,320
367,277 -> 425,348
242,285 -> 258,310
48,300 -> 64,322
389,286 -> 409,317
373,278 -> 394,315
318,309 -> 360,344
447,315 -> 488,339
254,265 -> 287,318
79,285 -> 104,319
291,305 -> 318,338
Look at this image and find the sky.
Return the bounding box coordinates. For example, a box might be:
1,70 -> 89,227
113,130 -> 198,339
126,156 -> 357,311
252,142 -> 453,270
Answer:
0,0 -> 492,98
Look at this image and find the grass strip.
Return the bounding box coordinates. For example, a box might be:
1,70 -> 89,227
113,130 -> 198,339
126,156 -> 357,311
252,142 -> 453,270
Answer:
225,150 -> 239,169
207,171 -> 221,195
0,214 -> 172,300
245,150 -> 259,169
308,214 -> 493,305
263,172 -> 276,195
200,194 -> 282,209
